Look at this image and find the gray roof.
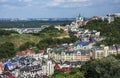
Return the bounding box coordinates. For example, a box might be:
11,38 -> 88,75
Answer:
94,46 -> 104,50
73,49 -> 91,56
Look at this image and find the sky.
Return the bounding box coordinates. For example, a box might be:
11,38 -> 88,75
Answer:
0,0 -> 120,18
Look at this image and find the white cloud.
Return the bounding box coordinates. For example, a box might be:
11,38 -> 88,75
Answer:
52,0 -> 89,2
67,0 -> 89,2
0,0 -> 91,9
18,0 -> 33,3
0,0 -> 34,9
46,0 -> 90,7
1,0 -> 118,9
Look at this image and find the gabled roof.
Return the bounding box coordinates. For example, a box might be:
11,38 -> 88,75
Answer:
54,63 -> 60,69
16,49 -> 35,56
25,49 -> 34,53
73,49 -> 91,56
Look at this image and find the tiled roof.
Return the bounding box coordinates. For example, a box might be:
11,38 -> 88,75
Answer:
73,49 -> 91,56
39,50 -> 45,53
16,49 -> 35,56
54,63 -> 60,69
25,49 -> 34,53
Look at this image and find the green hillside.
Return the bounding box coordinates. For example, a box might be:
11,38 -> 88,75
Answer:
0,34 -> 41,48
0,27 -> 69,49
84,17 -> 120,45
0,26 -> 78,58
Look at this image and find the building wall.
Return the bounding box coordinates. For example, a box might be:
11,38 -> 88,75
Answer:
49,51 -> 92,62
94,46 -> 118,59
42,60 -> 54,76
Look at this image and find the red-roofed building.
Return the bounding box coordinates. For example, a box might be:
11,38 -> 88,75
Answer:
16,49 -> 35,56
39,50 -> 45,53
25,49 -> 34,53
54,63 -> 60,70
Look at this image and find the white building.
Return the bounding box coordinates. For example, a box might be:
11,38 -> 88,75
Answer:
42,60 -> 54,76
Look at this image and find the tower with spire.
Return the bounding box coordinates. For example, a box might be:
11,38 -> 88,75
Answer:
75,14 -> 84,27
76,14 -> 84,22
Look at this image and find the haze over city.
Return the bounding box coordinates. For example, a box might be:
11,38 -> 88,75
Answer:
0,0 -> 120,18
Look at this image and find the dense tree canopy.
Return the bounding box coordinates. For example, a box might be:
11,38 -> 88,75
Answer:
0,29 -> 18,36
81,55 -> 120,78
0,42 -> 15,59
36,33 -> 77,50
35,26 -> 77,49
49,68 -> 84,78
19,42 -> 35,51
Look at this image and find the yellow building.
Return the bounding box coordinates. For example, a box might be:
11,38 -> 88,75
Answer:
49,50 -> 92,62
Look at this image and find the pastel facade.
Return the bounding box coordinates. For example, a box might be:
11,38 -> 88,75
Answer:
49,50 -> 92,62
94,46 -> 118,59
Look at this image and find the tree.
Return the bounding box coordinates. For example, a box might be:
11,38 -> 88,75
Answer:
49,68 -> 84,78
0,30 -> 18,36
81,55 -> 120,78
70,68 -> 84,78
19,42 -> 35,51
0,42 -> 15,58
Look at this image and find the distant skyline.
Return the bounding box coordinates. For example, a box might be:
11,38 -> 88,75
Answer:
0,0 -> 120,18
